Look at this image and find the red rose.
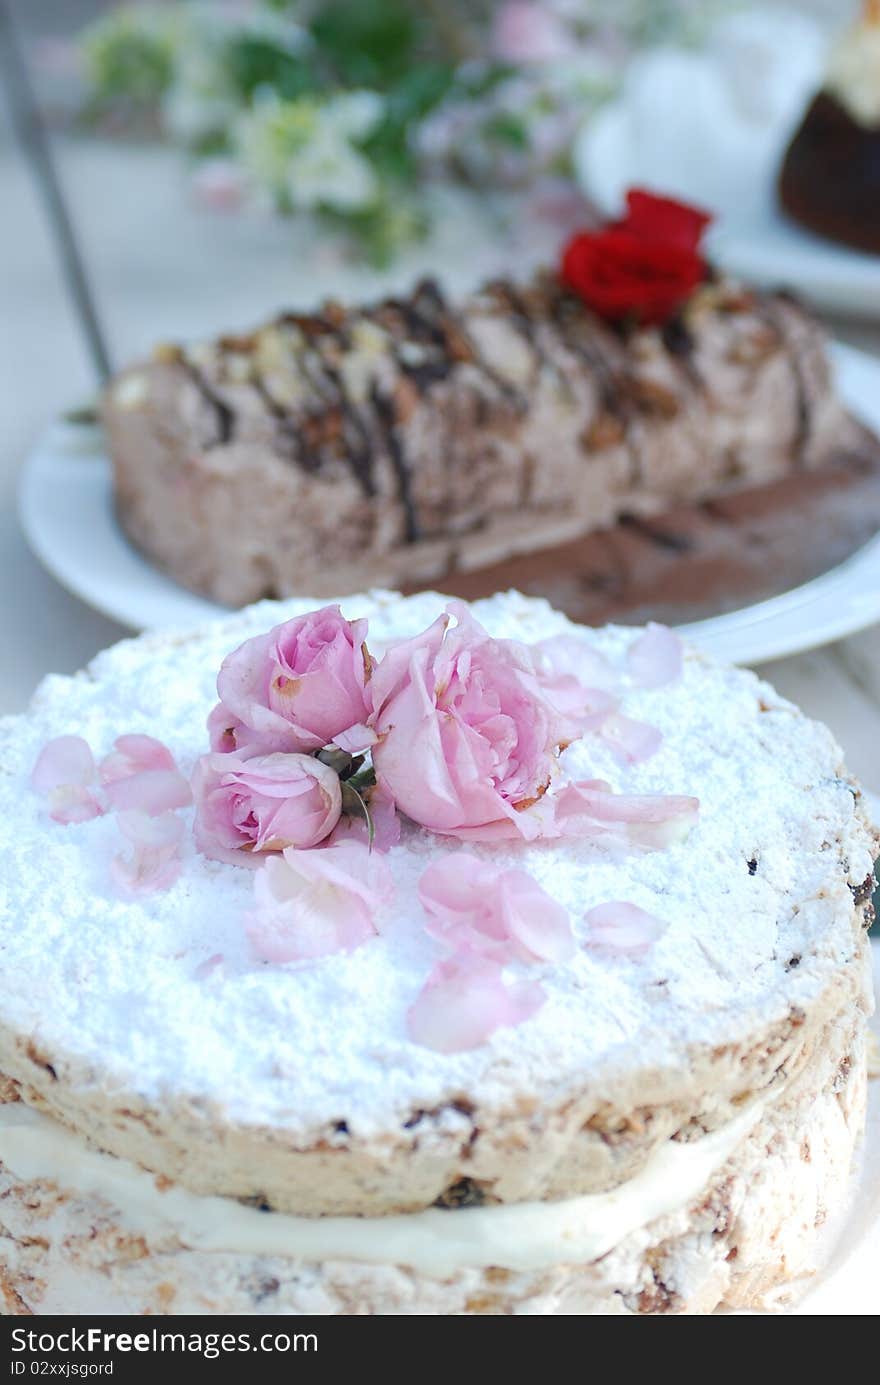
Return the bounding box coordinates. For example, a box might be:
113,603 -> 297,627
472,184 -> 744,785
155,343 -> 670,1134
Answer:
619,189 -> 712,253
561,229 -> 706,326
560,187 -> 712,327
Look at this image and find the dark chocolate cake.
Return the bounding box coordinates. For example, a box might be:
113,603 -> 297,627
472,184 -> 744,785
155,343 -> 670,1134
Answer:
779,3 -> 880,255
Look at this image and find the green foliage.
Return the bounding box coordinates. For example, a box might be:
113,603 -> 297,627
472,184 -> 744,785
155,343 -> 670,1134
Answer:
482,111 -> 530,152
307,0 -> 423,90
82,6 -> 177,105
81,0 -> 726,263
223,36 -> 320,105
364,62 -> 456,183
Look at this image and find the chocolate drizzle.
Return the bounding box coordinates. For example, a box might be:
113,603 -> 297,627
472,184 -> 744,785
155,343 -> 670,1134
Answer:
269,314 -> 377,495
250,378 -> 315,471
180,360 -> 235,445
662,314 -> 703,391
310,323 -> 377,498
548,290 -> 642,481
371,384 -> 419,542
760,301 -> 812,467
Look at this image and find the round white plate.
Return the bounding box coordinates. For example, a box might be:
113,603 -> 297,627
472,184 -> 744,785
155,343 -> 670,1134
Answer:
17,343 -> 880,666
578,101 -> 880,322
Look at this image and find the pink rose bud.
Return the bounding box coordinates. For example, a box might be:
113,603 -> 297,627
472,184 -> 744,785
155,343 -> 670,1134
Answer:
192,751 -> 342,866
369,603 -> 575,841
210,605 -> 374,756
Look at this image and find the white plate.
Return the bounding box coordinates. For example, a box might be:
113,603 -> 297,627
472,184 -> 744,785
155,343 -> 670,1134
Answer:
578,101 -> 880,322
17,344 -> 880,666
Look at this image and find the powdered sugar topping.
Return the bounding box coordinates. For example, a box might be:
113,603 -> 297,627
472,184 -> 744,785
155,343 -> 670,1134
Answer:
0,590 -> 873,1140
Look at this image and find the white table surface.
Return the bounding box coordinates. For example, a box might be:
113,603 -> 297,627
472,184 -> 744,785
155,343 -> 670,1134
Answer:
2,127 -> 880,805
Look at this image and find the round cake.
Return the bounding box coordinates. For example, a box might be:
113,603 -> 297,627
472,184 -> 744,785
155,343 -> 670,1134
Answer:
0,590 -> 875,1316
779,3 -> 880,255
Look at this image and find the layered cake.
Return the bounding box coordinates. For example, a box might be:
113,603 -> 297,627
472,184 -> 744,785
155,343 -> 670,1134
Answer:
0,589 -> 875,1315
103,190 -> 870,612
780,2 -> 880,255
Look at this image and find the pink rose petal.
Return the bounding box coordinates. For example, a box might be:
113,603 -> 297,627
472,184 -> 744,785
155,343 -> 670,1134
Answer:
497,869 -> 576,963
99,734 -> 177,785
407,950 -> 545,1053
599,713 -> 662,764
116,810 -> 184,850
246,840 -> 392,963
419,855 -> 574,964
538,675 -> 618,735
535,635 -> 618,693
332,723 -> 377,754
532,634 -> 623,735
366,786 -> 402,851
104,768 -> 193,816
627,624 -> 683,689
31,735 -> 96,793
585,901 -> 668,956
550,780 -> 699,847
110,810 -> 185,895
47,785 -> 104,825
206,701 -> 242,754
193,953 -> 225,981
31,736 -> 104,824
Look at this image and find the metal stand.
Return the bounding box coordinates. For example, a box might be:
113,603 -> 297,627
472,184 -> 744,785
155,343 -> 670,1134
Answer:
0,0 -> 113,383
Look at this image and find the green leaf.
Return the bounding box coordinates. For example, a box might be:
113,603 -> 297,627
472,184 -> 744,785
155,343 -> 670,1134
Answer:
308,0 -> 421,90
452,60 -> 517,102
482,111 -> 530,151
223,36 -> 322,104
361,61 -> 455,183
341,781 -> 375,850
346,765 -> 377,794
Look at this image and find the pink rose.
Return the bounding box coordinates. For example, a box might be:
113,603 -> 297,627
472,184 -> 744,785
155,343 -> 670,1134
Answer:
369,604 -> 574,841
192,751 -> 342,865
209,606 -> 374,755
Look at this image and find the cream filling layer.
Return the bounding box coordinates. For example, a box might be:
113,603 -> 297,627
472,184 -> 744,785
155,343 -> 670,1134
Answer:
0,1100 -> 769,1278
